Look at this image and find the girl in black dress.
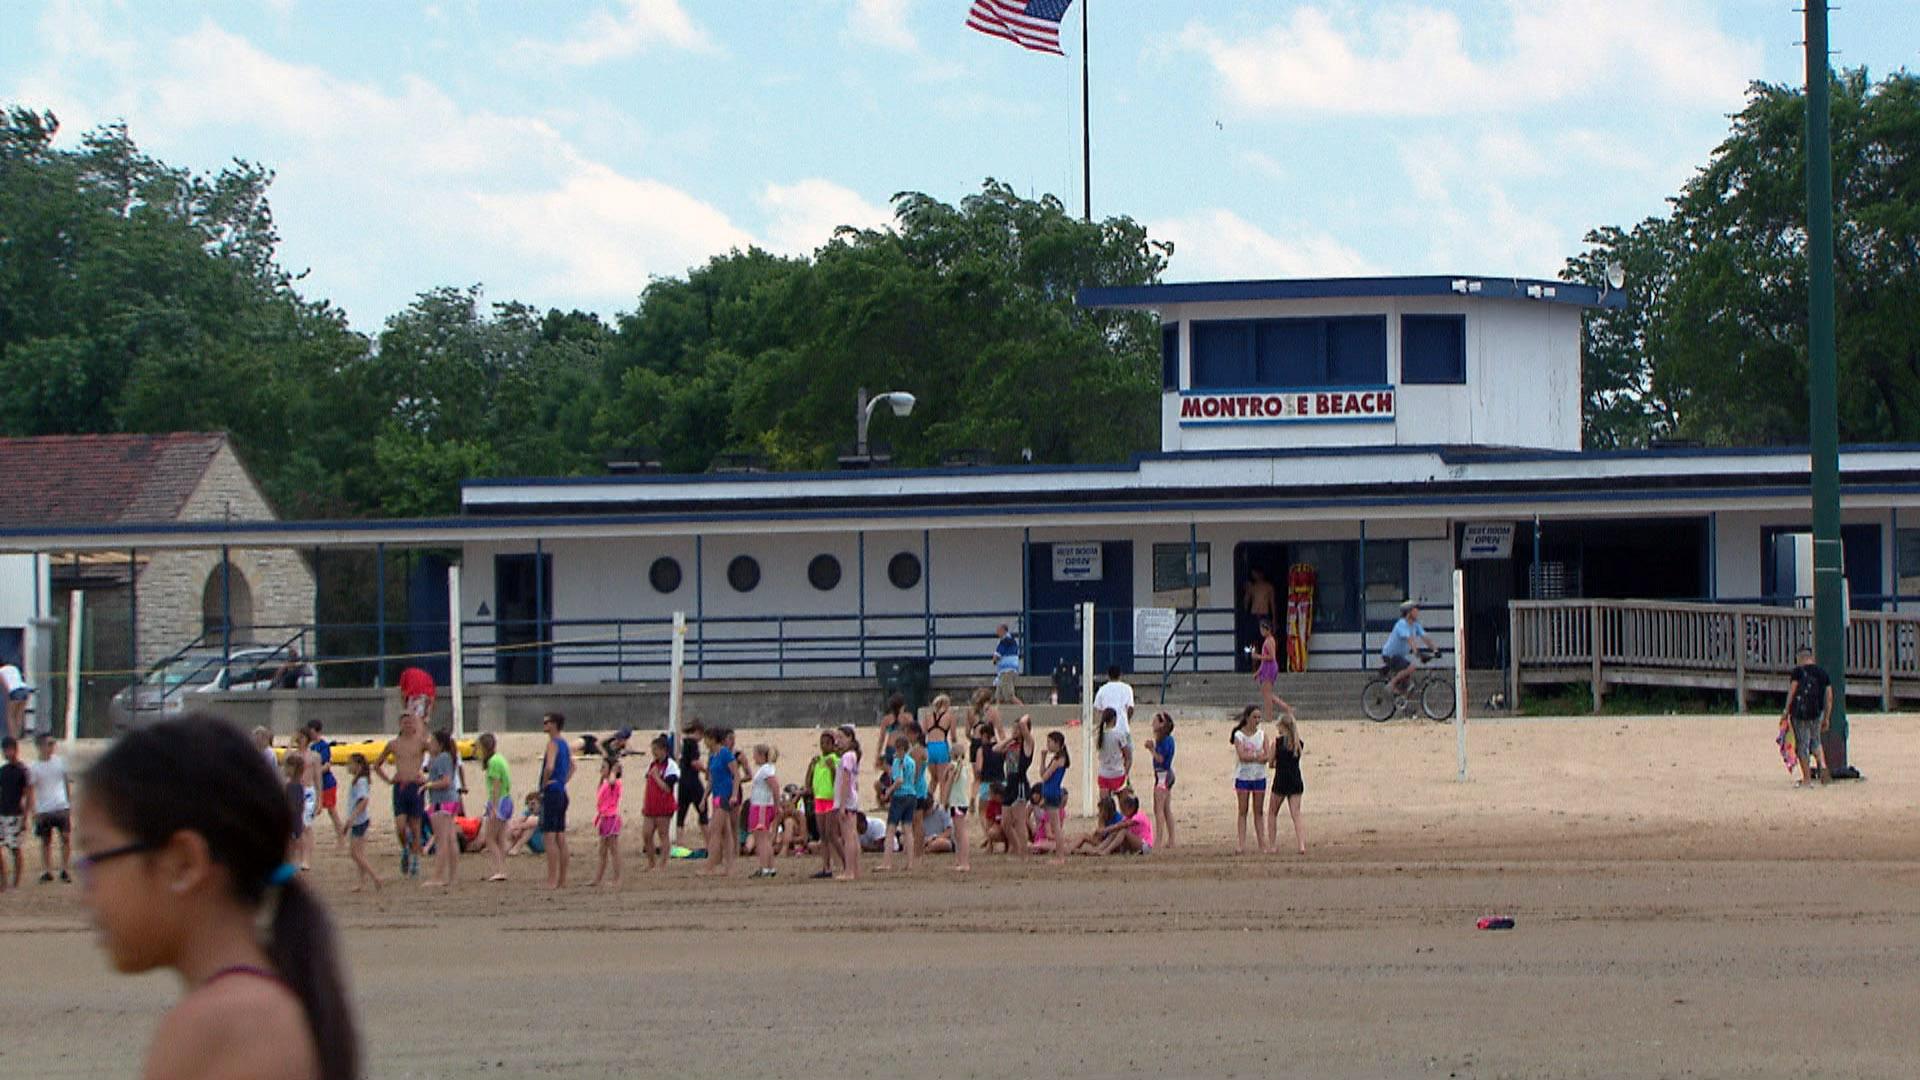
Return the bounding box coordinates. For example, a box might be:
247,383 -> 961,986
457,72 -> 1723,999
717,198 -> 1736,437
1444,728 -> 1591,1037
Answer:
1265,712 -> 1307,855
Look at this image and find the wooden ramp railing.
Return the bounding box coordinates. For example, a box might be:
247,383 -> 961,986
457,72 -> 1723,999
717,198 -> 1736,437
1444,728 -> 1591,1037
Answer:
1508,599 -> 1920,712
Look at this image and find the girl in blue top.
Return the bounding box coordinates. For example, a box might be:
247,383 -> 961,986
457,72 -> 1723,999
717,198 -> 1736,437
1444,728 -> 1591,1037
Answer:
882,735 -> 921,873
703,728 -> 742,877
1040,730 -> 1070,865
1150,712 -> 1177,850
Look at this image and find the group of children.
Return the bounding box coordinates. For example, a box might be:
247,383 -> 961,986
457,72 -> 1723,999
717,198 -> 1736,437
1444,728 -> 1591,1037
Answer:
251,680 -> 1318,891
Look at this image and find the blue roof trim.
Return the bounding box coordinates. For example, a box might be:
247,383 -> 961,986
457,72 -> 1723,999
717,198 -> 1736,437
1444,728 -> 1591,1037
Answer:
463,442 -> 1919,492
1077,275 -> 1626,311
10,481 -> 1920,545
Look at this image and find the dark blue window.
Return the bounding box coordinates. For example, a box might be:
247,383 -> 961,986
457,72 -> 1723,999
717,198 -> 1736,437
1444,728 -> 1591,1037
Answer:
1161,322 -> 1180,389
1190,321 -> 1253,387
1189,316 -> 1387,389
1401,314 -> 1466,384
1327,318 -> 1387,384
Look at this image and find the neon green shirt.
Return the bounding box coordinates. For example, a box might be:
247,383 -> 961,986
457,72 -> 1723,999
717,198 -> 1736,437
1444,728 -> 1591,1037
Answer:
485,753 -> 511,801
809,753 -> 839,801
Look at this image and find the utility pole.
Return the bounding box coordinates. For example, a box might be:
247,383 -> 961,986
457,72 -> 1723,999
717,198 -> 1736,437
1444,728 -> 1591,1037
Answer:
1080,0 -> 1091,222
1804,0 -> 1848,762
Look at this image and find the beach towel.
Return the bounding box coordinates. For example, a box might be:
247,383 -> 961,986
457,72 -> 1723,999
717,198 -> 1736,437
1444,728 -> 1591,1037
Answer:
1775,717 -> 1799,774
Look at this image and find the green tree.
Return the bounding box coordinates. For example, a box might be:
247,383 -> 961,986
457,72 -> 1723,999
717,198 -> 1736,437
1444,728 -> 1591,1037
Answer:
1569,70 -> 1920,447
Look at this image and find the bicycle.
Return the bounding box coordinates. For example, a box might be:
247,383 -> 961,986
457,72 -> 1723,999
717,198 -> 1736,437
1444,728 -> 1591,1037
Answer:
1361,648 -> 1455,722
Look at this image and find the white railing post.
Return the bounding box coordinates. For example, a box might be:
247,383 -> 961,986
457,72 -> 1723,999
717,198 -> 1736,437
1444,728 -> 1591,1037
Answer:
447,565 -> 465,740
64,590 -> 83,743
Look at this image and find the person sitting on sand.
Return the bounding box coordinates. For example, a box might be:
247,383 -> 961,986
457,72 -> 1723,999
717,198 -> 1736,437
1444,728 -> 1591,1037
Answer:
1066,794 -> 1125,855
505,792 -> 544,856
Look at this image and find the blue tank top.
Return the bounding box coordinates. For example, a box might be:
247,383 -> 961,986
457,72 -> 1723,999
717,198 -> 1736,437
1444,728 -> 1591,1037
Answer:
1041,760 -> 1066,801
545,738 -> 572,792
1155,734 -> 1176,772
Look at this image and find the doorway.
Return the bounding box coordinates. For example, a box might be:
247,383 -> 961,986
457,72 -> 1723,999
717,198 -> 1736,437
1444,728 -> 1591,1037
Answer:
1232,542 -> 1291,672
1025,541 -> 1134,674
1761,524 -> 1882,607
494,553 -> 552,684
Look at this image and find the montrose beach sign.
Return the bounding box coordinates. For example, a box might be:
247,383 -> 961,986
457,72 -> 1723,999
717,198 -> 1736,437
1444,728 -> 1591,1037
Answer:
1178,388 -> 1395,424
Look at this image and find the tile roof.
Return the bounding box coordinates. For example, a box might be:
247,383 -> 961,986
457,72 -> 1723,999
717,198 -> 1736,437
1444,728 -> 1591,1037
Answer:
0,433 -> 230,528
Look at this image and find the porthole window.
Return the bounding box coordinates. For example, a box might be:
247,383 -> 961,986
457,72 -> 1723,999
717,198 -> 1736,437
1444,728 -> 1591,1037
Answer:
887,551 -> 922,590
727,555 -> 761,593
648,556 -> 682,594
807,554 -> 842,591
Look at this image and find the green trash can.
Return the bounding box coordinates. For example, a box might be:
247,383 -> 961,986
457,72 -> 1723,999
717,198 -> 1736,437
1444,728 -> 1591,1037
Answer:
875,657 -> 932,713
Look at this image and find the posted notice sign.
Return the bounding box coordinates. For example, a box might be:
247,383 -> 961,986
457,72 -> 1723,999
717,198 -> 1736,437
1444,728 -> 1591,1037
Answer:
1178,388 -> 1394,425
1134,607 -> 1178,659
1052,542 -> 1103,582
1460,522 -> 1515,560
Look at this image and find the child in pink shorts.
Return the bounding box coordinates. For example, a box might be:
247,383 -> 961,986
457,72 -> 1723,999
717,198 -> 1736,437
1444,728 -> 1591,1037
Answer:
746,744 -> 780,879
590,754 -> 622,887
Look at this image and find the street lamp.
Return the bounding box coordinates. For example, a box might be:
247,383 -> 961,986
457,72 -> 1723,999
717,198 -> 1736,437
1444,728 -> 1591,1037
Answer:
855,386 -> 916,460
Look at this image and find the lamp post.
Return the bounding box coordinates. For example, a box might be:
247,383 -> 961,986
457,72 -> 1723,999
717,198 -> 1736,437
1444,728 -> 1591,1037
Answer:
1804,0 -> 1848,764
852,386 -> 916,466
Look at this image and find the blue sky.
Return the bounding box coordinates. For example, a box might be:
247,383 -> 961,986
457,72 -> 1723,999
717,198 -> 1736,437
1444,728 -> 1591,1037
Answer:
5,1 -> 1915,330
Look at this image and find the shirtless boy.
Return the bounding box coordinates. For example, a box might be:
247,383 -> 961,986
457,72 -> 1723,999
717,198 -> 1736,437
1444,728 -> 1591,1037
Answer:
372,712 -> 429,877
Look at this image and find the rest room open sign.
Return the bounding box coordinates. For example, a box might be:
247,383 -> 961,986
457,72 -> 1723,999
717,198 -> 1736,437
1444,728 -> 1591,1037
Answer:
1460,522 -> 1515,560
1052,542 -> 1103,582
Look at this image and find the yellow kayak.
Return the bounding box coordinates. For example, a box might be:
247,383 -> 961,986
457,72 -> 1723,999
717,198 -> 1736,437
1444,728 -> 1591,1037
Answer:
275,737 -> 480,764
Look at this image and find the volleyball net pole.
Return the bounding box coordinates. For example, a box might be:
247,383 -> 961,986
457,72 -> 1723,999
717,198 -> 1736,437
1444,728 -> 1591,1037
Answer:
447,564 -> 465,740
1080,600 -> 1095,817
64,589 -> 83,743
1452,567 -> 1468,782
668,611 -> 687,733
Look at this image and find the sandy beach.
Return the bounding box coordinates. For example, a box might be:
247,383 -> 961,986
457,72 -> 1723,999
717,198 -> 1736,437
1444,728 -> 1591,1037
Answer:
3,712 -> 1917,1078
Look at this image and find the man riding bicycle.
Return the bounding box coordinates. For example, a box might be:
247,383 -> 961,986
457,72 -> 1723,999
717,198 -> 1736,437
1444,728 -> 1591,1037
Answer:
1381,600 -> 1435,697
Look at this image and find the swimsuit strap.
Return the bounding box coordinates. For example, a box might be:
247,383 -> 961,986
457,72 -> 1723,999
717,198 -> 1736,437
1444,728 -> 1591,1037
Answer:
202,964 -> 287,990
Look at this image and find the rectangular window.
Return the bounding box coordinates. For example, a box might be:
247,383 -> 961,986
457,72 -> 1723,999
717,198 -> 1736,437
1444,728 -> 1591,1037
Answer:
1254,320 -> 1321,385
1190,316 -> 1388,389
1292,542 -> 1358,632
1152,542 -> 1211,591
1160,322 -> 1180,390
1898,529 -> 1920,596
1401,314 -> 1466,384
1326,317 -> 1388,384
1364,540 -> 1410,628
1190,321 -> 1253,387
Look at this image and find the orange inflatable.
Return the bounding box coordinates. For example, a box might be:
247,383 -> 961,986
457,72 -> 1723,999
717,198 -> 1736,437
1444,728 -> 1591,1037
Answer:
1286,563 -> 1316,672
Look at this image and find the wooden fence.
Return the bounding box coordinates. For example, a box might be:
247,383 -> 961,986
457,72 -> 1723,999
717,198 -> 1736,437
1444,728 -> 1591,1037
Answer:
1508,598 -> 1920,712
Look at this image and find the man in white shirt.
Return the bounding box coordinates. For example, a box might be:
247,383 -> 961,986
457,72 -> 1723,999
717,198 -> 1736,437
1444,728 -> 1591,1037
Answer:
28,736 -> 70,883
1091,666 -> 1136,779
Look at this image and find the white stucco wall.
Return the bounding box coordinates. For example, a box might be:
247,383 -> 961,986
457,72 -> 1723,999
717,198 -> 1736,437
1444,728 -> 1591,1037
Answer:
1155,294 -> 1582,454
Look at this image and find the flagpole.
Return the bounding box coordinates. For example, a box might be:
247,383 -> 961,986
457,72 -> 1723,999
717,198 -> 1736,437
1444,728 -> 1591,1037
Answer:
1080,0 -> 1090,222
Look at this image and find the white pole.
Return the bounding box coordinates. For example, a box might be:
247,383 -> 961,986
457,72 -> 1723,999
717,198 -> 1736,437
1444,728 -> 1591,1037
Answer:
1079,600 -> 1095,817
64,590 -> 83,743
1452,567 -> 1468,781
447,565 -> 465,740
669,611 -> 687,733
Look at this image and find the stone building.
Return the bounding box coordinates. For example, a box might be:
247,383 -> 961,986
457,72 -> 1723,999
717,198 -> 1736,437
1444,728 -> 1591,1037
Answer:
0,433 -> 315,732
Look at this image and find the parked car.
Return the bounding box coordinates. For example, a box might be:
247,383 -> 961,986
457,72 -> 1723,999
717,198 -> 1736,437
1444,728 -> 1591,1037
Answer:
109,646 -> 316,730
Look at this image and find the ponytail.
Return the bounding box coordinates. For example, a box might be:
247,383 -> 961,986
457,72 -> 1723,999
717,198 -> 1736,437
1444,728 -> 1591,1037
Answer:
267,877 -> 359,1080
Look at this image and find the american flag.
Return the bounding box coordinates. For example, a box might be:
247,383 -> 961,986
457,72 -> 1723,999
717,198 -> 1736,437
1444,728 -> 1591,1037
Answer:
965,0 -> 1073,57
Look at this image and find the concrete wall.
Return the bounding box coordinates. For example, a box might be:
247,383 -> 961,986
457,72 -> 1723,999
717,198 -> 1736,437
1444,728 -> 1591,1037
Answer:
1156,295 -> 1581,454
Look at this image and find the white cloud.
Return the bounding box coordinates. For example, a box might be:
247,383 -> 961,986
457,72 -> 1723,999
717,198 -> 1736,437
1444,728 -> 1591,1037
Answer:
759,179 -> 895,256
515,0 -> 714,66
1152,210 -> 1377,281
18,19 -> 783,315
475,165 -> 756,296
1181,0 -> 1760,117
845,0 -> 918,53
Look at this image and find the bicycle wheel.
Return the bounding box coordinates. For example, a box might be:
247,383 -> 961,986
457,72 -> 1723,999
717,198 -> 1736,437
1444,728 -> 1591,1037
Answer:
1421,675 -> 1456,721
1361,678 -> 1396,722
